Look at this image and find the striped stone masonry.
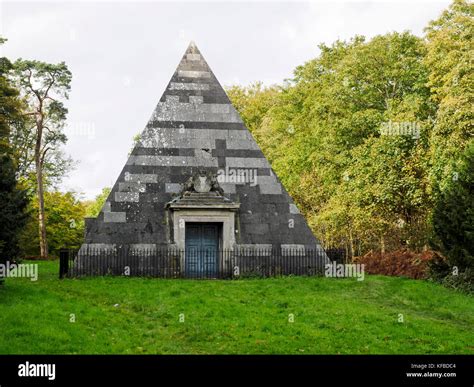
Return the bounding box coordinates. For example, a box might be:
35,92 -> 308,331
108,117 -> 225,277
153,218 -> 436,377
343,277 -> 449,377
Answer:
82,41 -> 325,253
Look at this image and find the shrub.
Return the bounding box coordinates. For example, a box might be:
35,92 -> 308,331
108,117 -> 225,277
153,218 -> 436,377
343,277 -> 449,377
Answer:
430,140 -> 474,292
428,253 -> 474,294
353,249 -> 435,279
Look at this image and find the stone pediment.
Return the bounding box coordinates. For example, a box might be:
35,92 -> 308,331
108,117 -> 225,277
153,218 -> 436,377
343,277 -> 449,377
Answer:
166,191 -> 240,210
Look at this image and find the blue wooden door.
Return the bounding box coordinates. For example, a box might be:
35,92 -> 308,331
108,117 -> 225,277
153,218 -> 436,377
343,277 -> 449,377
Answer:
185,223 -> 219,278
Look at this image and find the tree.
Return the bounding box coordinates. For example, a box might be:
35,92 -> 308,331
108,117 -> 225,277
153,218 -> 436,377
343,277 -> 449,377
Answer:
18,191 -> 87,258
12,60 -> 72,259
0,37 -> 29,281
85,187 -> 111,217
225,83 -> 281,141
0,154 -> 30,263
431,139 -> 474,272
229,32 -> 434,254
424,0 -> 474,195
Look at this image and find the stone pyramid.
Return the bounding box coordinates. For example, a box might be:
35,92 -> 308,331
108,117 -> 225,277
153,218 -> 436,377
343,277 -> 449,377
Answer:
82,42 -> 326,256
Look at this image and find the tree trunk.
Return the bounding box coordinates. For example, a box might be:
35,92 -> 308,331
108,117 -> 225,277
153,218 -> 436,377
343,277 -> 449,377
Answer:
349,228 -> 354,261
344,239 -> 349,262
35,113 -> 48,260
36,157 -> 48,259
380,234 -> 385,255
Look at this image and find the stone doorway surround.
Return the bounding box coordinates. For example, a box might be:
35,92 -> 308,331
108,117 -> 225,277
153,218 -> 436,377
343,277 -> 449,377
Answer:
172,209 -> 237,250
166,191 -> 240,272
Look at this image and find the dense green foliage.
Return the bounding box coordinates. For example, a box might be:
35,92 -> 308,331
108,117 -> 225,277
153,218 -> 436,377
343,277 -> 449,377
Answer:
431,140 -> 474,291
0,38 -> 29,274
0,260 -> 472,354
84,187 -> 111,218
0,155 -> 29,262
226,1 -> 473,270
18,191 -> 86,258
16,187 -> 113,257
228,32 -> 434,254
425,0 -> 473,195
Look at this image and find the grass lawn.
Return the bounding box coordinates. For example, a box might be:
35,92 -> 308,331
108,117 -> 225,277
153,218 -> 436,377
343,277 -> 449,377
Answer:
0,260 -> 472,354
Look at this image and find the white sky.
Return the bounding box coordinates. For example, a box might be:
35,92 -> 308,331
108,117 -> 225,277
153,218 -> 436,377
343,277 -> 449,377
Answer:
0,0 -> 450,200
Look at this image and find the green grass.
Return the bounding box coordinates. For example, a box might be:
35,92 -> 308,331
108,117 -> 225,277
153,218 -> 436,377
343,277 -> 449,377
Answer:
0,260 -> 472,354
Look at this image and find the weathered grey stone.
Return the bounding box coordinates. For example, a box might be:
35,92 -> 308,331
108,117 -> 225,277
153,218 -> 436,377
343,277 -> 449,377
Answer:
115,192 -> 140,202
165,95 -> 180,103
245,223 -> 270,235
152,102 -> 242,123
119,182 -> 147,193
139,128 -> 253,149
226,157 -> 270,169
210,104 -> 231,114
102,201 -> 111,212
289,203 -> 300,214
257,175 -> 282,195
226,139 -> 260,150
219,183 -> 236,194
165,183 -> 182,193
178,70 -> 211,78
127,155 -> 218,167
169,82 -> 210,91
186,53 -> 201,61
189,95 -> 204,104
228,130 -> 252,140
124,173 -> 158,183
103,212 -> 126,223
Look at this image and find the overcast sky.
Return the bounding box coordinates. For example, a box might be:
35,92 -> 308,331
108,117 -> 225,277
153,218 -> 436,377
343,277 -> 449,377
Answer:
1,0 -> 450,200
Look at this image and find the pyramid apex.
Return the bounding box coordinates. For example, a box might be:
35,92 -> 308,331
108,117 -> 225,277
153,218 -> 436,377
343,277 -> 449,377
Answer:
184,40 -> 201,56
187,40 -> 198,51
